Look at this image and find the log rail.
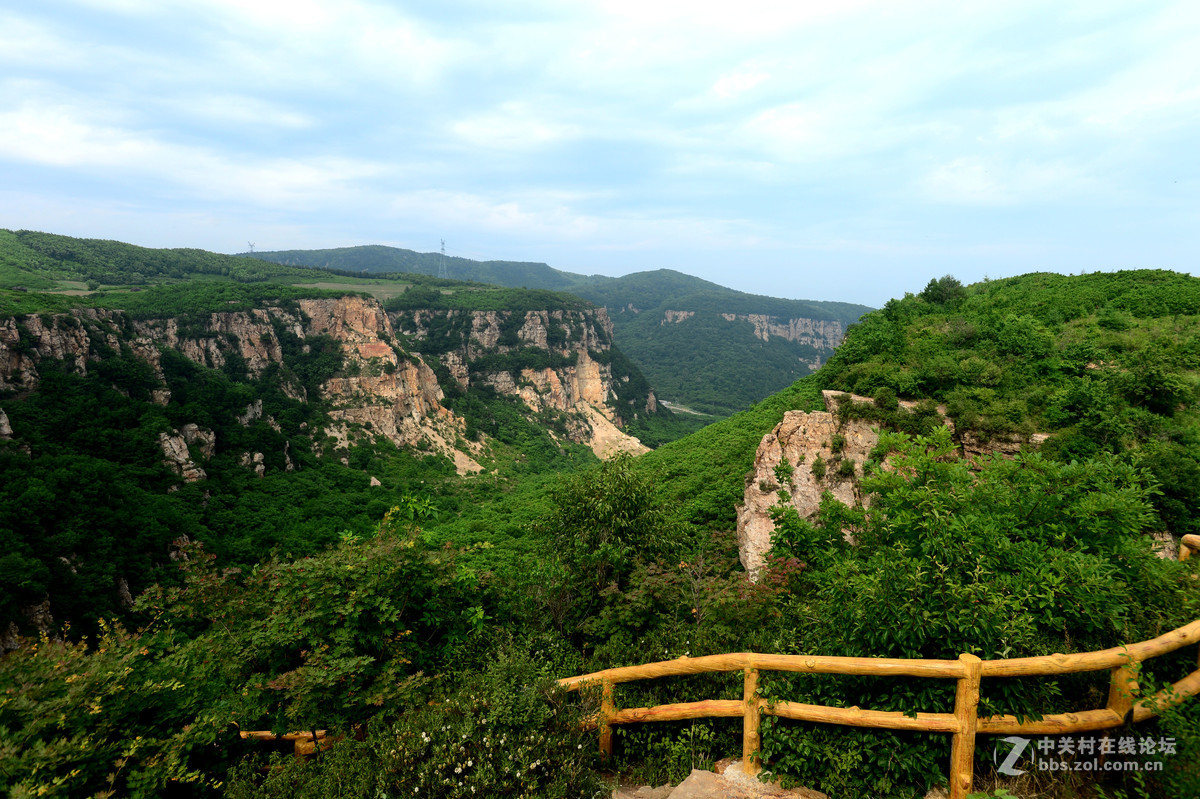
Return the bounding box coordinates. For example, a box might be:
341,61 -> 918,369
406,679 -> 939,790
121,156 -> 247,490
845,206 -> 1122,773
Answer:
560,619 -> 1200,798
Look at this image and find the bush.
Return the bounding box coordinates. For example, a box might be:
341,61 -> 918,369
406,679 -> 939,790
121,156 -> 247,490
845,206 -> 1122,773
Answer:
811,455 -> 827,481
226,643 -> 608,799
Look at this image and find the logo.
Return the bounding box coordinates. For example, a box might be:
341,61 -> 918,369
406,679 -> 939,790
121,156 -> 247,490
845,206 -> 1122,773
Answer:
994,736 -> 1029,776
992,734 -> 1175,776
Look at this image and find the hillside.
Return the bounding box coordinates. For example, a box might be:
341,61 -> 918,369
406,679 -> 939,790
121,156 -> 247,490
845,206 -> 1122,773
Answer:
249,244 -> 873,416
0,243 -> 680,639
3,267 -> 1199,799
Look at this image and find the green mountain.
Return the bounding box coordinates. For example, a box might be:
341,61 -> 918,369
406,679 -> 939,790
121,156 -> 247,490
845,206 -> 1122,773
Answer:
250,244 -> 873,416
3,243 -> 1198,799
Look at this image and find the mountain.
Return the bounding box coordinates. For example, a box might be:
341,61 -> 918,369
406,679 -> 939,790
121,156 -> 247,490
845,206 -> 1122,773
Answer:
4,264 -> 1198,799
249,244 -> 873,416
0,238 -> 683,638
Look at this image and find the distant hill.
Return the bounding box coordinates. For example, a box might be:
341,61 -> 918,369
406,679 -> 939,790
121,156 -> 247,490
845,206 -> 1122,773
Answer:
249,245 -> 873,415
250,245 -> 580,290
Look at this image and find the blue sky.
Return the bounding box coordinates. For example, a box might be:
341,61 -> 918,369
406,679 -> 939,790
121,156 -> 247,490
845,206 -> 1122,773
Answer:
1,0 -> 1197,307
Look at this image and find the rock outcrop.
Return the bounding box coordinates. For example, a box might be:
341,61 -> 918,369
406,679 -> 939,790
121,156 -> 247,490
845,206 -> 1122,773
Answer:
303,297 -> 483,473
719,314 -> 844,351
0,296 -> 484,474
736,391 -> 1044,579
393,307 -> 650,459
158,425 -> 215,482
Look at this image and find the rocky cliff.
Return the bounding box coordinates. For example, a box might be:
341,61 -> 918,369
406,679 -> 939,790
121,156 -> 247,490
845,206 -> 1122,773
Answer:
736,391 -> 1046,579
391,307 -> 651,458
0,296 -> 483,474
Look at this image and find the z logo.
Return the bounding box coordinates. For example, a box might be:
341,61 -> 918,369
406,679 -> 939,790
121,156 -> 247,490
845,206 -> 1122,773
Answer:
995,736 -> 1030,776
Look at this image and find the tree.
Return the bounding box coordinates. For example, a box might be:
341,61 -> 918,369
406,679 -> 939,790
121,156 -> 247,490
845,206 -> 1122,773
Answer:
918,274 -> 966,306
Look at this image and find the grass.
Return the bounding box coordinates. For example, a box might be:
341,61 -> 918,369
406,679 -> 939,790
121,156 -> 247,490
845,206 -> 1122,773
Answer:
294,280 -> 413,300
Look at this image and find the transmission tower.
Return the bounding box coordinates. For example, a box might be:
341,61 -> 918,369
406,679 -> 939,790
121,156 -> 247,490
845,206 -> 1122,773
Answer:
439,239 -> 448,279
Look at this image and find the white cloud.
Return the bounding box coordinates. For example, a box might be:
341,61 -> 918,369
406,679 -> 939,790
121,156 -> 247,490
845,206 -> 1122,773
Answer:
920,156 -> 1095,206
0,101 -> 385,208
450,103 -> 583,151
711,71 -> 770,100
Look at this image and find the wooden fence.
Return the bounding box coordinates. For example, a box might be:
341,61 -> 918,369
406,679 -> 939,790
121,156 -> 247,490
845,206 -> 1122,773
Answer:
559,534 -> 1200,799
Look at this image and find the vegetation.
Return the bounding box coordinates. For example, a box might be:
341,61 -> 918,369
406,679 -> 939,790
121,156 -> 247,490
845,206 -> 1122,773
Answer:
822,269 -> 1200,536
2,244 -> 1200,798
252,244 -> 872,418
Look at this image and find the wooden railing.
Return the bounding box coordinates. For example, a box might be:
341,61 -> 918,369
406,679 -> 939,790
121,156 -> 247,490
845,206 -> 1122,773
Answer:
238,729 -> 331,758
239,537 -> 1200,788
560,574 -> 1200,799
1180,533 -> 1200,562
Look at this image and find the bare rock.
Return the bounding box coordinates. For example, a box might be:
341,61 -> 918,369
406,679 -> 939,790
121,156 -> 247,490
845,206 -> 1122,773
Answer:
1,621 -> 20,653
117,577 -> 134,608
181,423 -> 216,459
238,399 -> 264,426
159,430 -> 207,482
239,451 -> 266,478
1151,531 -> 1179,561
0,407 -> 12,440
737,390 -> 1046,579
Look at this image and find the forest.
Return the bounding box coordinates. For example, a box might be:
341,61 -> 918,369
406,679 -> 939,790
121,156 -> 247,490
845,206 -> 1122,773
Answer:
2,265 -> 1199,799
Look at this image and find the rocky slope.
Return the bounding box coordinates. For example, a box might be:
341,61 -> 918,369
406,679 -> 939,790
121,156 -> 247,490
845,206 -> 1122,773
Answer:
391,307 -> 652,458
0,296 -> 483,474
736,391 -> 1047,578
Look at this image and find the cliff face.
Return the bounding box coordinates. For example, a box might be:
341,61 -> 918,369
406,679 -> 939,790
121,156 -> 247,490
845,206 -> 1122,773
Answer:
0,296 -> 482,474
392,307 -> 650,459
717,313 -> 844,352
298,297 -> 482,474
736,391 -> 1046,579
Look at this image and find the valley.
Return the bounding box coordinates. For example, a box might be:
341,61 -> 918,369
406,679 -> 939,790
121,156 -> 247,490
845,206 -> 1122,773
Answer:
1,234 -> 1199,799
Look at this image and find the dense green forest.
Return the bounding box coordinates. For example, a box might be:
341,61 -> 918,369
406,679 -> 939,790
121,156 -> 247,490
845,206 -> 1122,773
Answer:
3,265 -> 1200,798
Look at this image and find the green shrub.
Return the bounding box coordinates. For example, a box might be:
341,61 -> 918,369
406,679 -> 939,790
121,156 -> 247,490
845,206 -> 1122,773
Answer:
811,455 -> 827,481
226,644 -> 607,799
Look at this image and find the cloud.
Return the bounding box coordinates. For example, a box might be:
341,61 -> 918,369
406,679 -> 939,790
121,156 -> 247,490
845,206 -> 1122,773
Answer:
450,103 -> 583,151
0,100 -> 386,208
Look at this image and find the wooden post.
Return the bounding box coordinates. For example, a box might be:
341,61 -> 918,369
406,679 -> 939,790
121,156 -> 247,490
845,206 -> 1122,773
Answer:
743,667 -> 761,776
599,680 -> 614,759
1106,663 -> 1139,722
949,654 -> 982,799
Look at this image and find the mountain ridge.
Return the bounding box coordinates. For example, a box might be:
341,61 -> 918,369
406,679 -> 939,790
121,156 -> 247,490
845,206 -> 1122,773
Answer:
248,243 -> 874,415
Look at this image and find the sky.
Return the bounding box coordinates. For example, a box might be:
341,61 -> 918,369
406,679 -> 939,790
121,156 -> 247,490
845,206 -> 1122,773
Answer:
1,0 -> 1198,307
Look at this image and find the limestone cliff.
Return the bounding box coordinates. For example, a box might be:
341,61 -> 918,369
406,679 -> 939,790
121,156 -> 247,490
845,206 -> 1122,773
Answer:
392,307 -> 650,458
0,296 -> 483,474
298,297 -> 482,474
736,391 -> 1046,579
718,313 -> 844,352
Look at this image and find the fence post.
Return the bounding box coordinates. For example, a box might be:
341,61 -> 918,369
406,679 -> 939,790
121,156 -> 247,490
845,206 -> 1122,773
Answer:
1106,662 -> 1139,721
949,653 -> 982,799
743,666 -> 761,776
600,680 -> 614,759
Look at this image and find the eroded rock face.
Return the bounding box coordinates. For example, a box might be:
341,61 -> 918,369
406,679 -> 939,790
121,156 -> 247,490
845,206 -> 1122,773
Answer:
159,427 -> 214,482
1,297 -> 487,476
736,391 -> 1045,579
0,408 -> 11,440
737,400 -> 876,579
394,307 -> 648,459
719,314 -> 844,351
301,297 -> 484,473
132,308 -> 288,379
